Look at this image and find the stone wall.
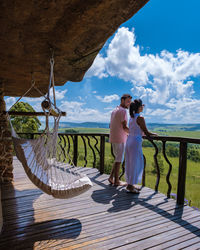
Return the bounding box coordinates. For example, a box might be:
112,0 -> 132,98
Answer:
0,188 -> 2,233
0,82 -> 13,182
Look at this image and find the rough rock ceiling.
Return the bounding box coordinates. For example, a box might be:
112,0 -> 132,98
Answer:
0,0 -> 149,97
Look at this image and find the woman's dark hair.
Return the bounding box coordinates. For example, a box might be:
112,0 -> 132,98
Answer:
129,99 -> 143,118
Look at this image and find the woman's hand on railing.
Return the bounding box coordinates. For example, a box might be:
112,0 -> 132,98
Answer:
150,133 -> 158,137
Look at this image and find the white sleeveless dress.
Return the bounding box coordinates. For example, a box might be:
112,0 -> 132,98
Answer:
125,113 -> 144,185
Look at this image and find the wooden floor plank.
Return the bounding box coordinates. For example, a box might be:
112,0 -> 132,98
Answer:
115,220 -> 200,250
34,209 -> 198,250
166,234 -> 200,250
0,158 -> 200,250
1,199 -> 191,241
60,214 -> 200,250
183,242 -> 200,250
2,196 -> 182,240
2,189 -> 166,225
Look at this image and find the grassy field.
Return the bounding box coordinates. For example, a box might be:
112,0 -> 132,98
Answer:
141,147 -> 200,209
58,127 -> 200,209
153,130 -> 200,139
59,127 -> 110,134
60,126 -> 200,139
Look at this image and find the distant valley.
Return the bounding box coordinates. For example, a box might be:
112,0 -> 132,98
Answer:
57,122 -> 200,132
41,122 -> 200,138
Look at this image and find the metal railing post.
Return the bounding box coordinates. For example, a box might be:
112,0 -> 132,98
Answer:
99,135 -> 105,174
177,142 -> 187,205
73,135 -> 78,166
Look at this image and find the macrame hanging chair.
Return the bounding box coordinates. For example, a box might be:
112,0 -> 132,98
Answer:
8,57 -> 93,199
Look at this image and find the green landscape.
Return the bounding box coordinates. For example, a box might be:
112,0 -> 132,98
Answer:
58,123 -> 200,209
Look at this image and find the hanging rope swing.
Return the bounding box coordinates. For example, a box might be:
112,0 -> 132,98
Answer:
7,56 -> 93,199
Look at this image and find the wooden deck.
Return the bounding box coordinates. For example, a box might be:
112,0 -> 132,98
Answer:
0,158 -> 200,249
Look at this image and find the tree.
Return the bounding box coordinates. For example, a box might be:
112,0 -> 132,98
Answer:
10,102 -> 41,133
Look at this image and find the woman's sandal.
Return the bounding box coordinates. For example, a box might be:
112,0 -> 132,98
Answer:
126,187 -> 140,194
133,185 -> 142,191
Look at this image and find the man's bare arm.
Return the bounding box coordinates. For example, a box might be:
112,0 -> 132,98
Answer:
137,116 -> 157,136
122,120 -> 129,134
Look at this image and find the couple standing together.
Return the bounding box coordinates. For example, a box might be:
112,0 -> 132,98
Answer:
108,94 -> 157,193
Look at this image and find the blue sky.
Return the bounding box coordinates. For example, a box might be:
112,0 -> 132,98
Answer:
6,0 -> 200,124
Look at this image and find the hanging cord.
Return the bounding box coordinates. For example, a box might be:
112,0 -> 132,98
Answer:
48,57 -> 56,107
8,72 -> 48,114
42,53 -> 62,133
42,54 -> 61,117
8,78 -> 37,112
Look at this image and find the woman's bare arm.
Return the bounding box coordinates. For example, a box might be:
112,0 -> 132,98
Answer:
136,116 -> 157,136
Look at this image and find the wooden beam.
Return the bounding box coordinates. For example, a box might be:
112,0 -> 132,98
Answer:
4,111 -> 66,116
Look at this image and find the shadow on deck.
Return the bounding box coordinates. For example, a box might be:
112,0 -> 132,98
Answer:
0,157 -> 200,249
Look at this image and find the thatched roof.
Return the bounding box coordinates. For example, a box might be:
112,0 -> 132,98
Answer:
0,0 -> 149,97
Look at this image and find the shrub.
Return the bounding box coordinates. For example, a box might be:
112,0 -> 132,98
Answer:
151,154 -> 164,175
187,149 -> 200,162
142,140 -> 153,147
166,145 -> 179,157
65,129 -> 78,134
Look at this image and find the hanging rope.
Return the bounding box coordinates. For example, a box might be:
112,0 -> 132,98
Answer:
41,55 -> 61,118
8,78 -> 37,112
6,60 -> 66,117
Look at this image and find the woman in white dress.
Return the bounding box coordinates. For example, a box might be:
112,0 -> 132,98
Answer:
125,99 -> 157,193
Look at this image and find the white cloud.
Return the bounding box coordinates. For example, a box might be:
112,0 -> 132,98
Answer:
27,88 -> 67,111
50,88 -> 67,100
139,96 -> 200,124
85,54 -> 108,78
96,94 -> 120,103
86,27 -> 200,123
104,107 -> 114,111
59,100 -> 111,122
5,97 -> 16,110
78,96 -> 83,101
22,97 -> 44,102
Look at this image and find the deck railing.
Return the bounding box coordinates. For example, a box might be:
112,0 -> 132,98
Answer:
19,132 -> 200,205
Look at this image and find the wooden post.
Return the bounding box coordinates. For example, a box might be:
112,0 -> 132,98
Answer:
0,82 -> 13,182
177,142 -> 187,205
5,111 -> 66,116
73,135 -> 78,166
99,135 -> 105,174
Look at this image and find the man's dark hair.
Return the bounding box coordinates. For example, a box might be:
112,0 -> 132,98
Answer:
121,94 -> 132,101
